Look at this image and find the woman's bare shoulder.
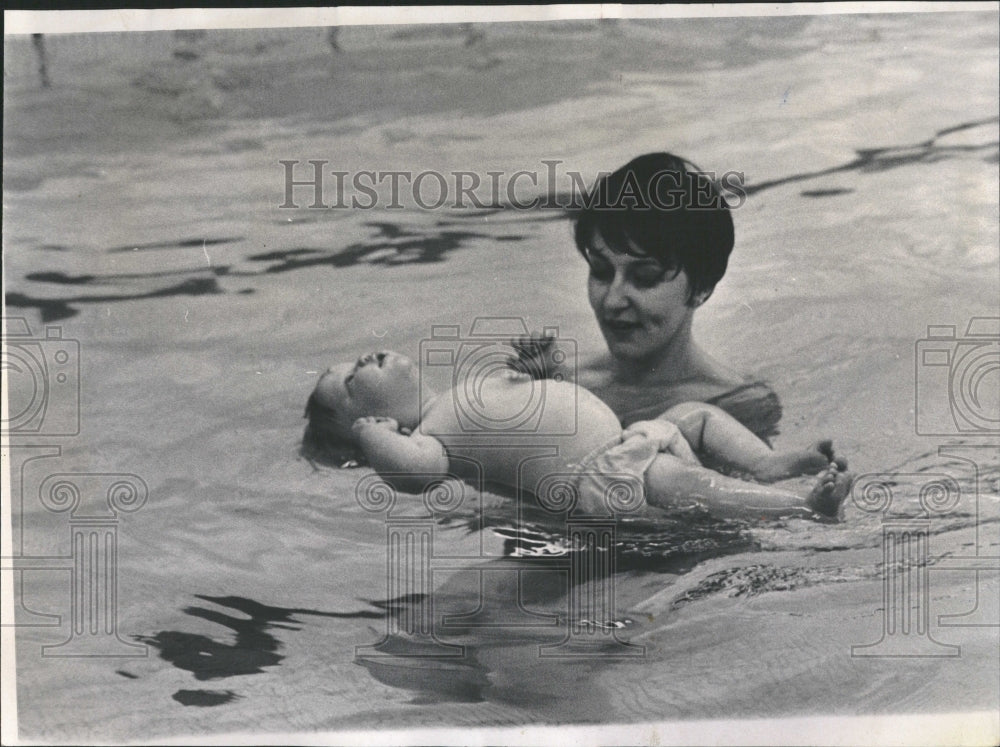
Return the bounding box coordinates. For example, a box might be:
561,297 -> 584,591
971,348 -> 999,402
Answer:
613,379 -> 745,421
595,373 -> 779,429
574,356 -> 616,389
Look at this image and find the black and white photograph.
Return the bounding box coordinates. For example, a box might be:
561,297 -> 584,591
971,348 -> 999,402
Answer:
2,4 -> 998,745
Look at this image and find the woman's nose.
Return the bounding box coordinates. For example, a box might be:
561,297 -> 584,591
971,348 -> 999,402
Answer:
601,274 -> 631,311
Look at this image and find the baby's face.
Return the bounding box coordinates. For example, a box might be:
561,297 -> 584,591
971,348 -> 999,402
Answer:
313,351 -> 422,436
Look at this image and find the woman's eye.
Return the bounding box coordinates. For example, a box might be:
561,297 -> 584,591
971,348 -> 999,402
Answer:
630,266 -> 667,288
588,258 -> 614,282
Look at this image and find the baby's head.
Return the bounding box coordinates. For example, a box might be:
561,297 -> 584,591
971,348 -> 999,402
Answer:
304,350 -> 422,446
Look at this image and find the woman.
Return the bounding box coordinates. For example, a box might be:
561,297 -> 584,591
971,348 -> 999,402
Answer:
517,152 -> 781,442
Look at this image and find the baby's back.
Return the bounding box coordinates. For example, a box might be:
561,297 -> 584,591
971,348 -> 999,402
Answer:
420,370 -> 623,493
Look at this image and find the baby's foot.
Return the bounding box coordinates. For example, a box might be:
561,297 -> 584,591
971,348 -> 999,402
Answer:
807,466 -> 854,520
753,439 -> 846,481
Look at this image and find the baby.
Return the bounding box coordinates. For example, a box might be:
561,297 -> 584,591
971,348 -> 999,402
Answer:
306,350 -> 853,521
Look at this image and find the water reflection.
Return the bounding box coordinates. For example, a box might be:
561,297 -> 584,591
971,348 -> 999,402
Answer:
348,491 -> 756,706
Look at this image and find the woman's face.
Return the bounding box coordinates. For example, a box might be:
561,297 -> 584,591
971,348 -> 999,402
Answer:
584,231 -> 696,364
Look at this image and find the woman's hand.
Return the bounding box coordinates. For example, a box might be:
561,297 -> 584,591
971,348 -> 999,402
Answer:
624,419 -> 701,465
508,330 -> 570,381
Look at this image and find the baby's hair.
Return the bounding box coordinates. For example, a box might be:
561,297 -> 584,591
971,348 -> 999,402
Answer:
574,152 -> 735,305
301,390 -> 364,468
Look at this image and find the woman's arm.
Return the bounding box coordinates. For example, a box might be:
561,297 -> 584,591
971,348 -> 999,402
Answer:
352,417 -> 450,493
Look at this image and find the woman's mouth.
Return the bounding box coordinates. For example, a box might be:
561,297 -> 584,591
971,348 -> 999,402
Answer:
603,319 -> 641,334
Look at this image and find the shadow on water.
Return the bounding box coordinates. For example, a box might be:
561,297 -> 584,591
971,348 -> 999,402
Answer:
25,267 -> 234,284
535,117 -> 1000,210
135,592 -> 471,706
6,277 -> 227,322
138,596 -> 291,681
172,689 -> 242,707
137,594 -> 397,681
800,188 -> 854,198
106,236 -> 244,253
7,119 -> 994,324
137,592 -> 432,679
5,222 -> 524,321
743,116 -> 1000,197
243,222 -> 516,273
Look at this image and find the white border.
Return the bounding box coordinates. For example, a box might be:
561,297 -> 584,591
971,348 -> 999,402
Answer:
143,712 -> 1000,747
3,3 -> 999,35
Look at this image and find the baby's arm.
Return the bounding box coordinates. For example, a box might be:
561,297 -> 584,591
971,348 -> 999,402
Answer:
352,417 -> 450,493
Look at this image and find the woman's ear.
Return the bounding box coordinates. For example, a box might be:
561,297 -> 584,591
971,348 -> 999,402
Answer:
690,288 -> 714,308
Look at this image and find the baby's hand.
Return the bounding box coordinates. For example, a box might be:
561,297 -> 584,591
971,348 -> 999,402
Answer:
351,416 -> 400,435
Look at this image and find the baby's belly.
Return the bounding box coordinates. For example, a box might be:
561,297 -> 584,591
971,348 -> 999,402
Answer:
436,380 -> 624,493
443,438 -> 617,496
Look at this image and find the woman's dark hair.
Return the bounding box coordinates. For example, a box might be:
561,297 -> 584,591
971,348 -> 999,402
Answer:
574,152 -> 735,304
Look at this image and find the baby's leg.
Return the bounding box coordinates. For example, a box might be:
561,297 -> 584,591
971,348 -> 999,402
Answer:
658,402 -> 839,481
643,453 -> 853,521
